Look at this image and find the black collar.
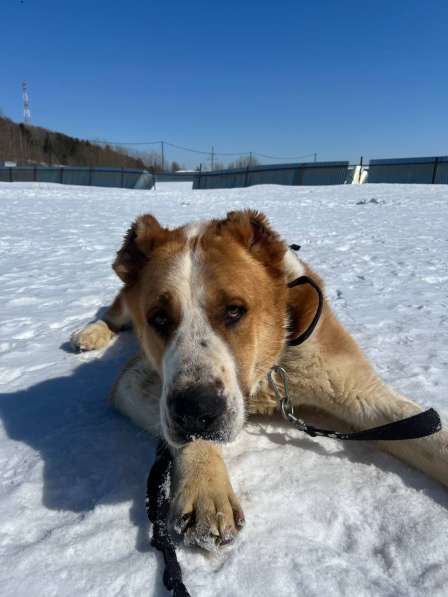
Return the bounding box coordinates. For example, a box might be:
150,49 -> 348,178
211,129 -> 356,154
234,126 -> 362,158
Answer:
287,275 -> 323,347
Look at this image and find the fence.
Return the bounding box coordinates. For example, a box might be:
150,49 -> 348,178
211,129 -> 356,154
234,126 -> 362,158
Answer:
2,157 -> 448,190
154,172 -> 195,183
193,161 -> 350,189
368,156 -> 448,184
0,165 -> 154,189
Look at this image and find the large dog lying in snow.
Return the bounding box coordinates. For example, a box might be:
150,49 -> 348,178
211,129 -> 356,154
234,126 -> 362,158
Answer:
71,210 -> 448,550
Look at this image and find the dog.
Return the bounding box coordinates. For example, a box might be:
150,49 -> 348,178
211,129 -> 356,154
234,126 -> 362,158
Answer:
71,210 -> 448,551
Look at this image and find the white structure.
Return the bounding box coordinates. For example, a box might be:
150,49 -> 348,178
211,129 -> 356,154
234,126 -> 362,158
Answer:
351,164 -> 368,184
22,81 -> 31,124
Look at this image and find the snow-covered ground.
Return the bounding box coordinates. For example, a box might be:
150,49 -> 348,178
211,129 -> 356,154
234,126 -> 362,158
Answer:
1,181 -> 447,597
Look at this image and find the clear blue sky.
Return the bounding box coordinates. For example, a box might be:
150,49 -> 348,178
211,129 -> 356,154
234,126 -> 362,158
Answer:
2,0 -> 447,167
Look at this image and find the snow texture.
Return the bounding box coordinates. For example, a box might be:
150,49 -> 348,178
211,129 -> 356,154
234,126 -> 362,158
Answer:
0,181 -> 447,597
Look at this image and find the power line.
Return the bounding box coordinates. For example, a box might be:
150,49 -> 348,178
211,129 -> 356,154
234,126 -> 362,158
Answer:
165,141 -> 213,155
254,151 -> 316,161
95,140 -> 161,145
90,138 -> 317,162
164,141 -> 249,157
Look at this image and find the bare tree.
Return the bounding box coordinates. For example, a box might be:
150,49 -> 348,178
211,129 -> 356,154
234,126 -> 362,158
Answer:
171,160 -> 183,172
227,155 -> 259,169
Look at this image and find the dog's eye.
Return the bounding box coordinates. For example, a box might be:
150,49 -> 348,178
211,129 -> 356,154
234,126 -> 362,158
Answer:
148,310 -> 171,334
224,305 -> 246,326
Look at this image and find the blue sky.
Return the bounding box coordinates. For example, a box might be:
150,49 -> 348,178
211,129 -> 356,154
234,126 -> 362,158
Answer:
2,0 -> 448,166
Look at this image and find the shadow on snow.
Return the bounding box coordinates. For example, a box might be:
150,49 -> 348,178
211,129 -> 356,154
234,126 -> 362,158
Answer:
0,326 -> 169,595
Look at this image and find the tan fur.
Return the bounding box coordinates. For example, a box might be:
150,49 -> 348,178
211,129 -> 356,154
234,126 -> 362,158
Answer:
71,292 -> 129,350
71,320 -> 116,351
171,440 -> 244,549
73,210 -> 448,551
197,218 -> 288,394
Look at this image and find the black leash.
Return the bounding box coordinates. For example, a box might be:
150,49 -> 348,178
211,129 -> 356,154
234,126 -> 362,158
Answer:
146,442 -> 191,597
268,364 -> 441,442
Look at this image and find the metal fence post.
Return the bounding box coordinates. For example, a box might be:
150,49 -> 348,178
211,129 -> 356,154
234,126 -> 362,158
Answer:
197,163 -> 202,189
431,157 -> 439,184
60,167 -> 64,184
244,164 -> 250,187
9,167 -> 13,182
358,156 -> 363,183
88,167 -> 93,186
120,167 -> 124,188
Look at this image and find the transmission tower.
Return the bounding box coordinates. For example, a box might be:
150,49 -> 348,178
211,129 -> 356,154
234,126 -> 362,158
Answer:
22,81 -> 31,123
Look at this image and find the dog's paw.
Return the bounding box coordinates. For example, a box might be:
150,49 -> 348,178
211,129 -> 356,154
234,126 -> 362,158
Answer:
171,480 -> 245,552
70,321 -> 115,352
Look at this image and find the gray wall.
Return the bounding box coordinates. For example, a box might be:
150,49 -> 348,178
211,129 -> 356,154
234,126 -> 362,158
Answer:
193,161 -> 349,189
368,156 -> 448,184
154,172 -> 195,183
0,166 -> 154,189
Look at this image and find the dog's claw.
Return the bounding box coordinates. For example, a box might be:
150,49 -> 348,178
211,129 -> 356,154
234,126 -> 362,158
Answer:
234,510 -> 245,528
174,512 -> 193,534
171,488 -> 244,552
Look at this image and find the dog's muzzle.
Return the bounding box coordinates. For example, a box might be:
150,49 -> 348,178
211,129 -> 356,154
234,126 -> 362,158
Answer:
166,385 -> 234,443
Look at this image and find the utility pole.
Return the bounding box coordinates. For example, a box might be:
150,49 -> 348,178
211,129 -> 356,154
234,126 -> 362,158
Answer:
22,81 -> 31,124
210,145 -> 215,171
161,141 -> 165,172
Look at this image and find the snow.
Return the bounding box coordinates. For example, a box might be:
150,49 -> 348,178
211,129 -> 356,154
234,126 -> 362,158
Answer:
1,181 -> 448,597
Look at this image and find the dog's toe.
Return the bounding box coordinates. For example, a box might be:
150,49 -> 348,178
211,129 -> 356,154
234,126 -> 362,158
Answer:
171,485 -> 244,551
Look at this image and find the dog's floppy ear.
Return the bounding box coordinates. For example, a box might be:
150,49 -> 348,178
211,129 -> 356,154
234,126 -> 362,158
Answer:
218,210 -> 287,273
113,214 -> 164,285
287,271 -> 324,344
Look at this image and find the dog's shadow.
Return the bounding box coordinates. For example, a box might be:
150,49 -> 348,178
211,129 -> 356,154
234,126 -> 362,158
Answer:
0,327 -> 168,595
247,411 -> 448,509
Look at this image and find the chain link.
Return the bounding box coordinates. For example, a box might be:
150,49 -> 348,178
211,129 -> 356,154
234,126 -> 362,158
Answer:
267,366 -> 294,419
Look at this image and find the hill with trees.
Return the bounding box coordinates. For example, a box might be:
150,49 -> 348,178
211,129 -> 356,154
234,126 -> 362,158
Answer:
0,116 -> 167,171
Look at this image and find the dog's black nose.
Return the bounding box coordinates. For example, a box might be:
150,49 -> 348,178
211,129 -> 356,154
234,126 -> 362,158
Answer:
168,386 -> 226,438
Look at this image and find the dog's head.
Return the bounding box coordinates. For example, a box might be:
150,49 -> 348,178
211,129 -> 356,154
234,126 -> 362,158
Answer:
113,210 -> 315,447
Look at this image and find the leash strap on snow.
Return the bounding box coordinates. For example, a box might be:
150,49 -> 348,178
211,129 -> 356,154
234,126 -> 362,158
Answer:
287,275 -> 324,347
268,366 -> 442,442
146,441 -> 191,597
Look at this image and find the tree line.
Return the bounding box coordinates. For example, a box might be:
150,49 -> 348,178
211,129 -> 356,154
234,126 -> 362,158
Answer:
0,115 -> 260,172
0,116 -> 185,172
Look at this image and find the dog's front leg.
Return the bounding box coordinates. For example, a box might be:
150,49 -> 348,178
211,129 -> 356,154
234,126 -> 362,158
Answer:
170,440 -> 245,551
